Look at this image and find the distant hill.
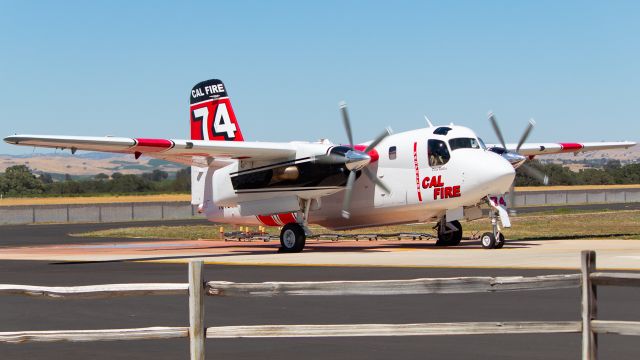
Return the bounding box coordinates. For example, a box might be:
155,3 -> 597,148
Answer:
536,144 -> 639,171
539,144 -> 639,162
0,152 -> 183,176
1,145 -> 637,176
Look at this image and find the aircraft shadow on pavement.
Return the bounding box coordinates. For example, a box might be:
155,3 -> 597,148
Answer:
508,233 -> 637,242
49,239 -> 542,265
52,230 -> 638,265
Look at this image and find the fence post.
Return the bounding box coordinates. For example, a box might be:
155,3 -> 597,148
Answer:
189,261 -> 205,360
581,250 -> 597,360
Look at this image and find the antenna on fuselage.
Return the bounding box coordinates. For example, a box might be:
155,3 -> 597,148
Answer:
424,115 -> 434,128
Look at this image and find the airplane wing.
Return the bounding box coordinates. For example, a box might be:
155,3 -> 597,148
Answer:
3,134 -> 298,167
488,141 -> 636,157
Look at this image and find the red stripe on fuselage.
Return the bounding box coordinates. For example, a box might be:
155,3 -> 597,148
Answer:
256,213 -> 297,227
413,141 -> 422,202
133,138 -> 174,153
257,215 -> 279,226
277,213 -> 297,224
559,143 -> 583,152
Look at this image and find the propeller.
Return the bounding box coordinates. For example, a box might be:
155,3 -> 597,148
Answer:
488,113 -> 549,212
335,102 -> 392,219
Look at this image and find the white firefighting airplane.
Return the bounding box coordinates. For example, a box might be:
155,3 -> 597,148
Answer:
4,79 -> 635,252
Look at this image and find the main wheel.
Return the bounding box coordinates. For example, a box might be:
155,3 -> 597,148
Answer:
436,220 -> 463,246
495,232 -> 505,249
480,232 -> 496,249
279,223 -> 306,253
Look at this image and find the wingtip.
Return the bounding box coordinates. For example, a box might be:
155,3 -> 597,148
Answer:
3,135 -> 18,144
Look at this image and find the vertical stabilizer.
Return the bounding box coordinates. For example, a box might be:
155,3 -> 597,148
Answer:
190,79 -> 244,141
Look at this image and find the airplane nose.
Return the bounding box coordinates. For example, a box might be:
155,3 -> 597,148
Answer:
459,151 -> 516,199
490,155 -> 516,194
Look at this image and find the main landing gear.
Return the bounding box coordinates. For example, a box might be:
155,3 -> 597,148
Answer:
435,219 -> 463,246
279,223 -> 306,253
279,199 -> 312,253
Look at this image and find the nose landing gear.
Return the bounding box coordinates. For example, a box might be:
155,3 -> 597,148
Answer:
481,197 -> 510,249
480,231 -> 505,249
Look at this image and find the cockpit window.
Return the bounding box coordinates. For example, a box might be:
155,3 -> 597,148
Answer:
449,137 -> 480,151
477,137 -> 487,150
428,139 -> 450,167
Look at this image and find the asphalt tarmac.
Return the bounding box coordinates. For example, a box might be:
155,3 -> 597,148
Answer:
2,202 -> 639,248
1,206 -> 639,359
0,261 -> 639,359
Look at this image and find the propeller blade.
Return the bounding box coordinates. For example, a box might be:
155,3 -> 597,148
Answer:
339,101 -> 354,148
364,127 -> 392,153
488,112 -> 507,149
341,170 -> 357,219
363,167 -> 391,194
516,119 -> 536,153
520,163 -> 549,185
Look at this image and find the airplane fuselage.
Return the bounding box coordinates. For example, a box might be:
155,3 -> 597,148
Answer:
199,125 -> 515,230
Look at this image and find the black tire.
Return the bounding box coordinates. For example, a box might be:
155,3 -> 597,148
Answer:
279,223 -> 306,253
480,232 -> 496,249
495,232 -> 505,249
436,220 -> 463,246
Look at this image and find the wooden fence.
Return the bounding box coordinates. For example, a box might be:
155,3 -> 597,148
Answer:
0,250 -> 638,359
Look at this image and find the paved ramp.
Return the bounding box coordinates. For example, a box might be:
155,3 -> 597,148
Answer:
1,238 -> 639,270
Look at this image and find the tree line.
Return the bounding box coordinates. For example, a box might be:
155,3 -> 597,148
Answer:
516,160 -> 640,186
0,165 -> 191,197
0,160 -> 638,198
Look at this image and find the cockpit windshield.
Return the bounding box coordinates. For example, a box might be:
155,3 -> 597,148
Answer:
448,137 -> 481,151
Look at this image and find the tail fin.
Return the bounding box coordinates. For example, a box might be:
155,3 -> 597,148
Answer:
190,79 -> 244,141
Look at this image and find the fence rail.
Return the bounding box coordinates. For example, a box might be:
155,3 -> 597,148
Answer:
0,283 -> 188,298
205,274 -> 580,296
0,251 -> 637,360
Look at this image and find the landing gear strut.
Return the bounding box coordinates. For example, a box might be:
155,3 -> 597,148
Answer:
481,207 -> 505,249
435,219 -> 463,246
279,199 -> 312,253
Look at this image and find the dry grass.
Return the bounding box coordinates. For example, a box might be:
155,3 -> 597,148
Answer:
75,210 -> 640,241
0,194 -> 190,207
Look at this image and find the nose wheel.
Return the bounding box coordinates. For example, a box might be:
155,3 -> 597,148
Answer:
480,231 -> 505,249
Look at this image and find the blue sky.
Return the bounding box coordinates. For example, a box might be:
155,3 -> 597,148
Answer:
1,1 -> 638,154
